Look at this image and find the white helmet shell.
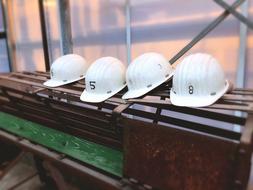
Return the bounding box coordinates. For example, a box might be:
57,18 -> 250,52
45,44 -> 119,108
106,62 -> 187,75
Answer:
80,57 -> 126,103
43,54 -> 89,87
122,52 -> 174,99
170,53 -> 230,107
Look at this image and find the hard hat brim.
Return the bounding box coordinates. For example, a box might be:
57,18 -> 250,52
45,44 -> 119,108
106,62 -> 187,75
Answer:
170,80 -> 230,107
80,85 -> 126,103
122,72 -> 174,99
43,76 -> 85,88
122,87 -> 153,99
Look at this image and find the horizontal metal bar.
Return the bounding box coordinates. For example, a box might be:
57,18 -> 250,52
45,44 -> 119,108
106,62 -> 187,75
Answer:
12,72 -> 85,90
159,105 -> 245,125
0,104 -> 121,149
0,107 -> 121,149
222,94 -> 253,102
230,91 -> 253,96
234,88 -> 253,92
11,94 -> 112,128
123,108 -> 241,140
24,71 -> 50,78
0,76 -> 81,96
128,99 -> 252,113
149,90 -> 253,102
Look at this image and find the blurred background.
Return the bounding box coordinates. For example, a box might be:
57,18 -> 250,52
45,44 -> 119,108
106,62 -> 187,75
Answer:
0,1 -> 252,189
0,0 -> 252,87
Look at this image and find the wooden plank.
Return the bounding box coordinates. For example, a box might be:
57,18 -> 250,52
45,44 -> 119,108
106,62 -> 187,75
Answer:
0,112 -> 123,177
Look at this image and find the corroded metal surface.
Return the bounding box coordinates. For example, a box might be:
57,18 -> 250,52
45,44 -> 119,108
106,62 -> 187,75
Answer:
123,118 -> 240,190
0,72 -> 252,190
123,119 -> 241,190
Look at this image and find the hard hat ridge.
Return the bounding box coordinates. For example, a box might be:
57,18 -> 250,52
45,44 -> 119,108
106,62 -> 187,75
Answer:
80,56 -> 126,103
170,53 -> 231,107
122,52 -> 174,99
43,54 -> 89,87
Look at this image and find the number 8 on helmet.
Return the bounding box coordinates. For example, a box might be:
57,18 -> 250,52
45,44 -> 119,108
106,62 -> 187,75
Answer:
170,53 -> 231,107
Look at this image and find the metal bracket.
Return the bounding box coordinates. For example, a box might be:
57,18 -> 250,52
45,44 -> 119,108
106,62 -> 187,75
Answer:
111,103 -> 132,134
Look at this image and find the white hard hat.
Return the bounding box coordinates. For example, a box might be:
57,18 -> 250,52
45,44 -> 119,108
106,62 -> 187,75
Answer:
122,52 -> 174,99
170,53 -> 231,107
43,54 -> 89,87
80,57 -> 126,103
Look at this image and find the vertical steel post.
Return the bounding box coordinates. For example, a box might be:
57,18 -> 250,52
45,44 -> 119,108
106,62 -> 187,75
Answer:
125,0 -> 131,65
57,0 -> 73,55
169,0 -> 245,64
1,0 -> 14,71
38,0 -> 50,71
236,0 -> 248,88
234,0 -> 249,132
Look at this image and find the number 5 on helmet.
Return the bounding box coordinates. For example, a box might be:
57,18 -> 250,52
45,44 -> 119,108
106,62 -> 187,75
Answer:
80,57 -> 126,103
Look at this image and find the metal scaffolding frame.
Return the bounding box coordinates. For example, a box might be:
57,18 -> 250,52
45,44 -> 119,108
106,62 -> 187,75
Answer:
40,0 -> 252,84
57,0 -> 73,55
0,0 -> 13,72
0,1 -> 252,189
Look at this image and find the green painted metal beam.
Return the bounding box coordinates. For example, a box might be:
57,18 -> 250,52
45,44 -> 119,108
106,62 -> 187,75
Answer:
0,112 -> 123,177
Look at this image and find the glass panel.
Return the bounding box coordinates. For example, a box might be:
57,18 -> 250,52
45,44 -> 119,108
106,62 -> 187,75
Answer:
70,0 -> 127,65
45,0 -> 127,65
0,39 -> 10,72
0,0 -> 250,92
11,0 -> 45,71
130,0 -> 240,84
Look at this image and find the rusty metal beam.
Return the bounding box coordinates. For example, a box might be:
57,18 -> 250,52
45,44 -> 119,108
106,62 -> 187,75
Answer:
233,113 -> 253,189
